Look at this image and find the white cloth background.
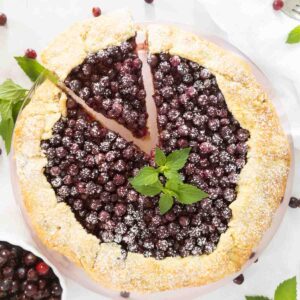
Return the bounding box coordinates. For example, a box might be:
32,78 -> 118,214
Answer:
0,0 -> 300,299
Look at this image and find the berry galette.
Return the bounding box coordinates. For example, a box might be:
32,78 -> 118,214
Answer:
13,10 -> 290,293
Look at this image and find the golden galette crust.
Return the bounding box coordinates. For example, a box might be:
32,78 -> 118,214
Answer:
40,10 -> 136,81
13,21 -> 290,293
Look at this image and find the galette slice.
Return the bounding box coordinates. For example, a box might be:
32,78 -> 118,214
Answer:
41,10 -> 148,138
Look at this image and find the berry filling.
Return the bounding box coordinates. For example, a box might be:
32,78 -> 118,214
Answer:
42,52 -> 249,260
149,52 -> 249,211
0,241 -> 62,299
64,38 -> 148,138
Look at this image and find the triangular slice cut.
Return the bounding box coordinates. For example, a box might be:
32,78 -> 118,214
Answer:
41,10 -> 148,138
64,38 -> 148,138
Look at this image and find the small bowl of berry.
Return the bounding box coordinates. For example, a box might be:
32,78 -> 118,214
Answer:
0,232 -> 66,299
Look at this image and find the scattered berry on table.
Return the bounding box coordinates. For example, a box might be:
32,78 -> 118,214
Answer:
289,196 -> 300,208
233,274 -> 244,285
273,0 -> 284,10
145,0 -> 154,3
0,13 -> 7,26
92,7 -> 101,17
120,291 -> 130,298
24,48 -> 37,59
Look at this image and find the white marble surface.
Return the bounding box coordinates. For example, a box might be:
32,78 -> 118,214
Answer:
0,0 -> 300,299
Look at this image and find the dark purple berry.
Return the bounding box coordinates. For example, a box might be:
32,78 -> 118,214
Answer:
0,13 -> 7,26
289,197 -> 300,208
92,7 -> 101,17
24,49 -> 37,59
233,274 -> 244,285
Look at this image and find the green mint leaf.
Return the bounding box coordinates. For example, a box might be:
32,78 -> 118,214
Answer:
155,147 -> 166,167
286,26 -> 300,44
164,179 -> 181,199
130,180 -> 163,196
164,170 -> 182,181
129,147 -> 209,211
14,57 -> 59,84
165,147 -> 191,171
162,188 -> 179,199
159,193 -> 174,214
0,79 -> 27,102
245,297 -> 271,300
0,101 -> 13,120
0,79 -> 28,153
176,183 -> 208,204
274,277 -> 297,300
129,166 -> 158,186
165,178 -> 181,191
0,103 -> 14,153
12,100 -> 24,122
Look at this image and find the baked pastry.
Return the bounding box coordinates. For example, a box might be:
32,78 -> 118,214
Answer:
13,10 -> 290,293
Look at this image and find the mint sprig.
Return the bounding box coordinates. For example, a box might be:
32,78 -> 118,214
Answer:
0,56 -> 60,153
129,147 -> 208,214
286,26 -> 300,44
0,80 -> 28,153
246,276 -> 297,300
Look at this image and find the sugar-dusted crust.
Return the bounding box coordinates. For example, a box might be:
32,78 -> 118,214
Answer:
14,22 -> 291,293
40,10 -> 136,80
